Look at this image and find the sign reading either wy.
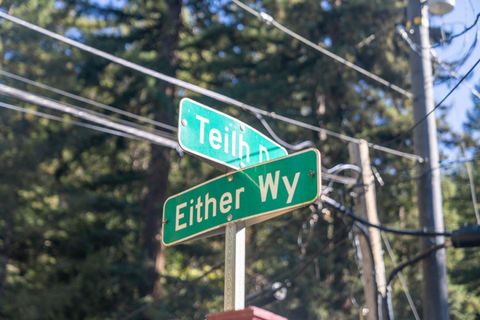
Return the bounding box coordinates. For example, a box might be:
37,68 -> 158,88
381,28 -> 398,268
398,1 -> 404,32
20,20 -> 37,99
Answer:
162,148 -> 321,246
178,98 -> 287,170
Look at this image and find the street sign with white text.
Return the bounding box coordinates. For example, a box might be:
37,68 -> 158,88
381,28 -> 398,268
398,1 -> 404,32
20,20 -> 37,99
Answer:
162,148 -> 321,246
178,98 -> 288,170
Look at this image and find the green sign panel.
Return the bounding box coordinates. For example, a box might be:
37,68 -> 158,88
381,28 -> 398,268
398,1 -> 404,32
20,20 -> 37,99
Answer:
162,148 -> 321,246
178,98 -> 288,169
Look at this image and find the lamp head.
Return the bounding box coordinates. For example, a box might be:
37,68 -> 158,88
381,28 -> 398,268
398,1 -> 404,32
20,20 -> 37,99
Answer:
429,0 -> 455,16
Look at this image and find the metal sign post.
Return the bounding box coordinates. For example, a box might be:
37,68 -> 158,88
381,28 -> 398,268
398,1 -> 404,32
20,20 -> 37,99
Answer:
224,222 -> 245,311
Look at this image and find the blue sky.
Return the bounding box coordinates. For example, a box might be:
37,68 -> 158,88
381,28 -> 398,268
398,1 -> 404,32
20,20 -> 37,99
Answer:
431,0 -> 480,134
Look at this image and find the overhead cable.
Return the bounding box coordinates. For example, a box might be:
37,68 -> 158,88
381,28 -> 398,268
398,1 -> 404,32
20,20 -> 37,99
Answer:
0,10 -> 422,162
465,159 -> 480,224
381,233 -> 421,320
231,0 -> 412,99
431,13 -> 480,48
351,222 -> 380,320
408,56 -> 480,133
0,84 -> 358,184
254,113 -> 314,151
384,243 -> 447,320
0,100 -> 143,141
321,195 -> 453,237
0,71 -> 175,139
0,83 -> 179,149
0,68 -> 178,132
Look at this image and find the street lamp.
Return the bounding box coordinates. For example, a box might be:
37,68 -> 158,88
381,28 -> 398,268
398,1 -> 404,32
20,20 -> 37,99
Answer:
429,0 -> 455,15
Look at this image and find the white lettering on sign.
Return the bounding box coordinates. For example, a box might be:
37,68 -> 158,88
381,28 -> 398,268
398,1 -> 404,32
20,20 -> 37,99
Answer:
283,172 -> 300,204
259,170 -> 280,202
195,196 -> 203,223
259,144 -> 269,162
174,187 -> 245,231
195,114 -> 264,165
239,133 -> 250,165
235,187 -> 245,209
209,128 -> 222,149
196,114 -> 209,144
220,192 -> 232,214
175,202 -> 187,231
205,193 -> 216,219
258,171 -> 301,204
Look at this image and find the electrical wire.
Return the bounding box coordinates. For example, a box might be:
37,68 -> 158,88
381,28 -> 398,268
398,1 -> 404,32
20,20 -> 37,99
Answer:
397,20 -> 479,101
246,218 -> 352,306
0,85 -> 358,185
231,0 -> 412,99
0,100 -> 144,142
0,83 -> 179,149
0,10 -> 423,163
462,151 -> 480,224
408,56 -> 480,134
321,195 -> 453,237
431,13 -> 480,48
384,243 -> 448,320
381,233 -> 421,320
0,69 -> 178,132
0,72 -> 176,140
351,222 -> 380,320
396,21 -> 480,132
254,113 -> 314,151
378,154 -> 480,187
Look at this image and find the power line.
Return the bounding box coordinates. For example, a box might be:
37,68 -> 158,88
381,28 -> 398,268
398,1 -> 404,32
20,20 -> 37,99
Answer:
431,13 -> 480,48
378,154 -> 480,187
0,71 -> 176,140
0,83 -> 179,149
408,56 -> 480,133
0,69 -> 178,132
351,222 -> 380,320
0,84 -> 360,185
0,100 -> 143,142
255,113 -> 314,151
246,219 -> 352,306
395,21 -> 480,136
321,195 -> 453,237
381,233 -> 421,320
0,10 -> 423,162
231,0 -> 413,99
384,243 -> 447,320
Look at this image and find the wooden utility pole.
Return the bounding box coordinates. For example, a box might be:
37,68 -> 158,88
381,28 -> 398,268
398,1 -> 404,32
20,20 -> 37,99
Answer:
408,1 -> 449,319
349,140 -> 387,320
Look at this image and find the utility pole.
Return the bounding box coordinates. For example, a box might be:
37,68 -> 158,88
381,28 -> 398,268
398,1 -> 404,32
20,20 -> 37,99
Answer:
349,140 -> 387,320
408,1 -> 449,319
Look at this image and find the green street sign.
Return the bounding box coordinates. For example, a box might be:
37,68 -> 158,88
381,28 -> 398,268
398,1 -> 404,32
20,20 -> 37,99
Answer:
162,148 -> 321,246
178,98 -> 288,170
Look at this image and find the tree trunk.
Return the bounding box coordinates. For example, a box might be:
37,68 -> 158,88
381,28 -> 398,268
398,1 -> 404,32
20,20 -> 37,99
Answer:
142,0 -> 182,300
0,199 -> 14,303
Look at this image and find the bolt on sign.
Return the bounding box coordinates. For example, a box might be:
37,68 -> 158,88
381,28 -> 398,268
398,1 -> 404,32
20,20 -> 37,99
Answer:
178,98 -> 288,170
162,148 -> 321,246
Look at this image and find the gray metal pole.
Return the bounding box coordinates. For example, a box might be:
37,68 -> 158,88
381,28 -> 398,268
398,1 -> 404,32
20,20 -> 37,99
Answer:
224,222 -> 245,311
407,1 -> 449,319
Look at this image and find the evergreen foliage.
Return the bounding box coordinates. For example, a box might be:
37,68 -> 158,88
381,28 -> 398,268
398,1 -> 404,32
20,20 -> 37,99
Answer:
0,0 -> 478,319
